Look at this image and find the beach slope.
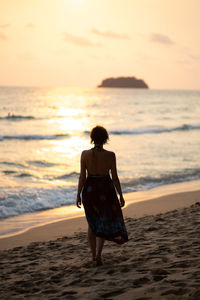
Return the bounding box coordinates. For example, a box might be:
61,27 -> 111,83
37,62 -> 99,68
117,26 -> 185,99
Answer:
0,188 -> 200,299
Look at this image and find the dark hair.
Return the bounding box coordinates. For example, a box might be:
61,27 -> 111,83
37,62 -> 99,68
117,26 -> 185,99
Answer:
90,125 -> 109,145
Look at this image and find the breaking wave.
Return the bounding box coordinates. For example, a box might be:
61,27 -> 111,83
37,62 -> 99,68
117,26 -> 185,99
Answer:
0,134 -> 69,141
109,124 -> 200,135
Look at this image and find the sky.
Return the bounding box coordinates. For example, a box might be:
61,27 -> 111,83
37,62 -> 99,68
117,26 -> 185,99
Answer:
0,0 -> 200,89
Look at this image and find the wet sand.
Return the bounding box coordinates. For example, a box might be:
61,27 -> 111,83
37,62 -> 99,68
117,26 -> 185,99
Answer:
0,187 -> 200,299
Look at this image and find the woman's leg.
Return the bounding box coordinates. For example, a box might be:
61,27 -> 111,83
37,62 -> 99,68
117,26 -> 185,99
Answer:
88,226 -> 96,260
96,237 -> 105,265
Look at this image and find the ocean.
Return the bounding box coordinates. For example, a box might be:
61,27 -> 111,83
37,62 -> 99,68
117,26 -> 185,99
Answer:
0,86 -> 200,235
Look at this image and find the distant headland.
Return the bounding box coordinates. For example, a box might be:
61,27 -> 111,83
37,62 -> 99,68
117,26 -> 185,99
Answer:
97,76 -> 149,89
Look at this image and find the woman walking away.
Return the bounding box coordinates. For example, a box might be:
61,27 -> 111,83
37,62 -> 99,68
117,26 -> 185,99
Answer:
76,125 -> 128,266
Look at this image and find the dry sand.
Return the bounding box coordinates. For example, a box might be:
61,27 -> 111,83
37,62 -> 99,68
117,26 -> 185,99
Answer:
0,185 -> 200,299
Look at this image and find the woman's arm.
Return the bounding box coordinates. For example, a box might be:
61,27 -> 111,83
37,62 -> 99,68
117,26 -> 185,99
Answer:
76,151 -> 86,208
110,153 -> 125,207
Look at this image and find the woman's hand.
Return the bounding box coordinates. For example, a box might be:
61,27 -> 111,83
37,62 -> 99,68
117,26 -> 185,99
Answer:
119,195 -> 125,207
76,195 -> 81,208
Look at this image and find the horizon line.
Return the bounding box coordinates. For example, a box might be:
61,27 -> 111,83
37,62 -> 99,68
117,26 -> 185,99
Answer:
0,84 -> 200,91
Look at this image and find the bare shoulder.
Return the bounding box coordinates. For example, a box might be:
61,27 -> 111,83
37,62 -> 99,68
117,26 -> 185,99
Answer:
81,149 -> 92,157
104,150 -> 116,159
81,150 -> 87,157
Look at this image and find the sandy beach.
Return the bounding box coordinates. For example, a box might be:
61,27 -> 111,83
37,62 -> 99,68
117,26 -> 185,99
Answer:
0,183 -> 200,299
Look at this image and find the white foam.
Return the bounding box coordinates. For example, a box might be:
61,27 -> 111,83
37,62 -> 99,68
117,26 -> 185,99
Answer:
0,187 -> 76,219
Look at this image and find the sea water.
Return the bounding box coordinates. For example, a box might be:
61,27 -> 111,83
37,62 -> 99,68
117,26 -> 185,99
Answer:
0,87 -> 200,234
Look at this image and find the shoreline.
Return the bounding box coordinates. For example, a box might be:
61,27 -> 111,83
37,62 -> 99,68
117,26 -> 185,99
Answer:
0,179 -> 200,239
0,179 -> 200,250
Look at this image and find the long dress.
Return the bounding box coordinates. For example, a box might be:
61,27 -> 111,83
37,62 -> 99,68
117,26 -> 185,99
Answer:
82,174 -> 128,244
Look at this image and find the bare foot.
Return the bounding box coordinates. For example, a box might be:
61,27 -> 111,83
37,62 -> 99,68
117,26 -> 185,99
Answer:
96,256 -> 103,266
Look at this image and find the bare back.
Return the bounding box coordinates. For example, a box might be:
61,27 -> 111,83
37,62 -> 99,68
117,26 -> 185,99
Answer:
82,148 -> 116,176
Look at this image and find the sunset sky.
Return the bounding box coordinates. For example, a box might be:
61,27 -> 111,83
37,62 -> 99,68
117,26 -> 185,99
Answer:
0,0 -> 200,89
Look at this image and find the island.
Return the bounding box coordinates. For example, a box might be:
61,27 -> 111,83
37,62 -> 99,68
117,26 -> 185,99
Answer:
97,76 -> 149,89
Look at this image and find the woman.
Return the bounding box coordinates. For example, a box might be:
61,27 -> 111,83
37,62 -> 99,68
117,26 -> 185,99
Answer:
76,125 -> 128,266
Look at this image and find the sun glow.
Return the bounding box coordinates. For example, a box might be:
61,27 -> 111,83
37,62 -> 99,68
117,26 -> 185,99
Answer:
63,0 -> 86,7
1,1 -> 200,89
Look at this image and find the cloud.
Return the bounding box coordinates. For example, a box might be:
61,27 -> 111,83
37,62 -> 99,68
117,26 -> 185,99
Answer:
0,24 -> 10,28
26,23 -> 35,28
0,32 -> 7,40
182,47 -> 200,61
63,32 -> 101,47
150,33 -> 174,45
91,28 -> 130,40
187,53 -> 200,61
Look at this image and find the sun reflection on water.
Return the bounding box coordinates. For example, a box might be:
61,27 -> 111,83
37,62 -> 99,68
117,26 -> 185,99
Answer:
56,107 -> 85,118
51,136 -> 89,158
55,116 -> 88,133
